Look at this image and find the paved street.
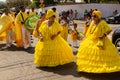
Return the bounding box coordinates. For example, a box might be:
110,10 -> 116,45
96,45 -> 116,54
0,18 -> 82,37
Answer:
0,20 -> 120,80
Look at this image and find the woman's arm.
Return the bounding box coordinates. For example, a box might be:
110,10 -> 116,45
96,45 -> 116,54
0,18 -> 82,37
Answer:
51,31 -> 61,40
99,30 -> 112,39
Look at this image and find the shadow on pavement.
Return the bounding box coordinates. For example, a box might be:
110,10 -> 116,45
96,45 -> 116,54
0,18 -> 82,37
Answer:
37,62 -> 80,77
79,72 -> 120,80
0,43 -> 34,54
37,61 -> 120,80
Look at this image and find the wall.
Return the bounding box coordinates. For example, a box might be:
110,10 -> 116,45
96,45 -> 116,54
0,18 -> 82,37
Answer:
36,4 -> 120,19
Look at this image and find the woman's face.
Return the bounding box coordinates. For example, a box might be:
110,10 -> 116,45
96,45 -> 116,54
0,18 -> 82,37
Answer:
21,8 -> 25,12
92,14 -> 99,22
49,15 -> 56,21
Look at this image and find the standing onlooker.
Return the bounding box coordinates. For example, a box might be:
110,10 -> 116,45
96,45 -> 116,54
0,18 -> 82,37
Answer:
74,10 -> 78,19
59,11 -> 69,41
0,8 -> 14,47
26,11 -> 30,17
113,9 -> 118,16
84,9 -> 88,19
83,12 -> 92,36
29,7 -> 36,16
66,10 -> 70,17
69,9 -> 74,20
15,6 -> 31,49
89,9 -> 94,15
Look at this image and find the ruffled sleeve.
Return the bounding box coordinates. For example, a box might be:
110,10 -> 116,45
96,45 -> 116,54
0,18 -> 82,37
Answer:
54,21 -> 63,32
39,21 -> 47,35
102,20 -> 112,33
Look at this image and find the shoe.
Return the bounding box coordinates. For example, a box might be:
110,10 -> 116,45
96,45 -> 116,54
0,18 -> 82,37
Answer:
29,44 -> 32,47
73,46 -> 79,48
6,45 -> 11,48
24,46 -> 28,49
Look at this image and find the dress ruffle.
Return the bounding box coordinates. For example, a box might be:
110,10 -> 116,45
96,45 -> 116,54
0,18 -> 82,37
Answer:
77,20 -> 120,73
34,36 -> 75,67
77,37 -> 120,73
34,21 -> 74,67
60,26 -> 68,41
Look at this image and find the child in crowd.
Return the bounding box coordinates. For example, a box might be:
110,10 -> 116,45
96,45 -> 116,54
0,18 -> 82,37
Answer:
70,23 -> 83,47
83,12 -> 92,36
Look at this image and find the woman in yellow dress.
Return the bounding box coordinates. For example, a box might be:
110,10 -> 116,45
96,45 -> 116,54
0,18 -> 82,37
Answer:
59,11 -> 69,41
76,10 -> 120,73
34,9 -> 75,67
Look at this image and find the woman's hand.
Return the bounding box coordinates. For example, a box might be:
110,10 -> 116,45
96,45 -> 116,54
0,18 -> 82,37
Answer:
33,30 -> 39,38
40,37 -> 43,42
51,31 -> 61,40
39,33 -> 43,41
51,35 -> 56,40
99,35 -> 105,39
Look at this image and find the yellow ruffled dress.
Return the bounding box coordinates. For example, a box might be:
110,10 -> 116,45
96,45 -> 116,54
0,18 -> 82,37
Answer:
60,25 -> 68,41
77,20 -> 120,73
34,20 -> 75,67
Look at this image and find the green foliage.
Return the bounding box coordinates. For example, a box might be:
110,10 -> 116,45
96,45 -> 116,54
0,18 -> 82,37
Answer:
31,0 -> 55,8
0,1 -> 7,9
32,0 -> 40,8
6,0 -> 31,8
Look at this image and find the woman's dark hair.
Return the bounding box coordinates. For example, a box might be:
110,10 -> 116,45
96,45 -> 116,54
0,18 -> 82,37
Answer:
86,12 -> 91,18
74,23 -> 77,26
19,6 -> 24,10
52,7 -> 56,12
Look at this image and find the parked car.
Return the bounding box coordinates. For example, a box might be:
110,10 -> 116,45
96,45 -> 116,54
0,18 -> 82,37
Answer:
112,27 -> 120,52
105,13 -> 120,24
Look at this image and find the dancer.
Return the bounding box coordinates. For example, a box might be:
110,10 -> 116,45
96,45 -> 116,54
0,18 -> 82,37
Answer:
34,9 -> 74,67
70,23 -> 79,47
76,10 -> 120,73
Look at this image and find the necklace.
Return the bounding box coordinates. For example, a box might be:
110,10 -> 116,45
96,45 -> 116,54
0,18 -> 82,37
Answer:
90,20 -> 101,34
47,21 -> 54,27
90,22 -> 98,34
90,26 -> 96,34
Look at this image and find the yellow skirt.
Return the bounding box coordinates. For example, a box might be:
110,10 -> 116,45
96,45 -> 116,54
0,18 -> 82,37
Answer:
0,32 -> 6,41
77,37 -> 120,73
60,26 -> 68,41
34,36 -> 75,67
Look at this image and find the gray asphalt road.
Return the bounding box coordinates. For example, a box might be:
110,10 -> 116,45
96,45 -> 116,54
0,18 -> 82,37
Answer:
0,20 -> 120,80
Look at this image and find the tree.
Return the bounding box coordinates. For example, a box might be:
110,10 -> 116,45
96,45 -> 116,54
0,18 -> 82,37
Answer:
32,0 -> 40,8
117,0 -> 120,3
32,0 -> 56,8
6,0 -> 31,8
0,1 -> 7,10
